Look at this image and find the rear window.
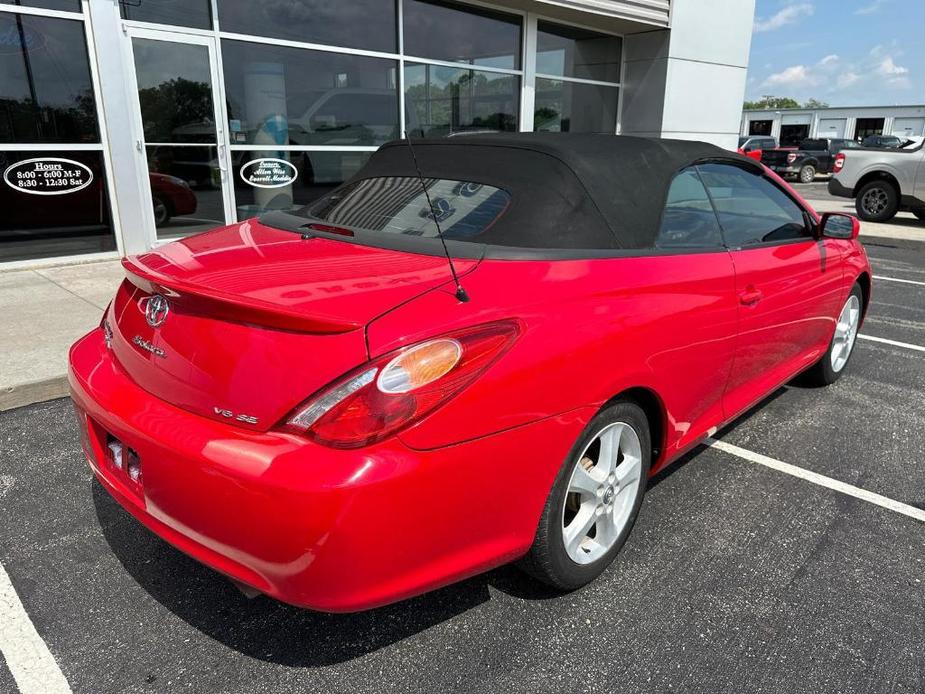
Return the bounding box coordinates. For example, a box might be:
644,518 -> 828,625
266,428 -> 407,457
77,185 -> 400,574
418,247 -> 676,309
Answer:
800,139 -> 828,151
303,176 -> 511,240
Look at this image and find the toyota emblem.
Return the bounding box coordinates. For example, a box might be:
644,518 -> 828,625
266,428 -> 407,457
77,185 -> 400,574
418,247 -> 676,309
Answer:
144,294 -> 170,328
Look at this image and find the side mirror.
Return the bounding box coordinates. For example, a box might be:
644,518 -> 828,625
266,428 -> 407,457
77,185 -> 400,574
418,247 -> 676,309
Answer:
819,212 -> 860,240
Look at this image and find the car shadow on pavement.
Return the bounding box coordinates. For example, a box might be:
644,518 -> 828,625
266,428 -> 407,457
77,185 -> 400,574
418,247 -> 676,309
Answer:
92,480 -> 554,666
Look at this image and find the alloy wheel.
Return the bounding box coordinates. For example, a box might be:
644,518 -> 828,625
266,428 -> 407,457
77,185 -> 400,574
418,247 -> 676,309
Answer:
831,294 -> 860,372
861,187 -> 889,216
562,422 -> 642,565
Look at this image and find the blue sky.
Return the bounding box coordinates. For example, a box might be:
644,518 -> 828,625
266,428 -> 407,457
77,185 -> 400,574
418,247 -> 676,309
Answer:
746,0 -> 923,106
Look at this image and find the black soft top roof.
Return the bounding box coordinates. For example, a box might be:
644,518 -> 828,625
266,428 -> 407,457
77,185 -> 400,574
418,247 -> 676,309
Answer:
349,133 -> 751,250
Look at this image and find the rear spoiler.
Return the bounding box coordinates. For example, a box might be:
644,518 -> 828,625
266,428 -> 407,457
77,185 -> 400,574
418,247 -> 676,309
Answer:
122,257 -> 362,334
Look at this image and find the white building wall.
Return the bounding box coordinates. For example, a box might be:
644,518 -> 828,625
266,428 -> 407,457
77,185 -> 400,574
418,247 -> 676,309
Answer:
621,0 -> 755,148
742,105 -> 925,141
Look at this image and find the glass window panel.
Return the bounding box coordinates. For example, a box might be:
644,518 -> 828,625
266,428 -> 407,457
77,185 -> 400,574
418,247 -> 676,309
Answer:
217,0 -> 396,53
536,22 -> 621,82
697,163 -> 811,246
132,39 -> 216,144
120,0 -> 212,30
145,145 -> 224,239
0,0 -> 79,10
403,0 -> 521,70
0,14 -> 99,143
657,168 -> 722,249
306,177 -> 511,240
0,149 -> 115,262
222,40 -> 399,147
233,150 -> 373,220
404,63 -> 518,137
534,78 -> 617,133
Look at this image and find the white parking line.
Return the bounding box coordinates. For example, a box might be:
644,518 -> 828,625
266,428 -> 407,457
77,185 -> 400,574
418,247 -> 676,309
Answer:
858,334 -> 925,353
706,438 -> 925,523
873,275 -> 925,287
0,561 -> 72,694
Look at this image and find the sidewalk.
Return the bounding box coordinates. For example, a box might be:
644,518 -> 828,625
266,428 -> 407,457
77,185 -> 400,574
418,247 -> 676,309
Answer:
0,259 -> 123,411
806,198 -> 925,245
1,211 -> 924,412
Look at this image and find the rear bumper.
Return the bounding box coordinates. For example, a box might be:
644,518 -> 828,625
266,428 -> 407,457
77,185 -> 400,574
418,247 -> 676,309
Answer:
68,329 -> 589,612
828,178 -> 854,199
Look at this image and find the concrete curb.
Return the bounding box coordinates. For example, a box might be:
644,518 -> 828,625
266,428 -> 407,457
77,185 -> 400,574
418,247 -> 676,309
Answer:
0,377 -> 69,412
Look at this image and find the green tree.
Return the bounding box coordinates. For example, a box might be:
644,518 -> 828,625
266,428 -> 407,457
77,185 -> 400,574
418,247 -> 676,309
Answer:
803,98 -> 830,109
743,95 -> 801,110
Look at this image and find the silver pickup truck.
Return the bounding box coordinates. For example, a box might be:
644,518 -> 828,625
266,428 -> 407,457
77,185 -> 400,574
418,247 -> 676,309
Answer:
828,141 -> 925,222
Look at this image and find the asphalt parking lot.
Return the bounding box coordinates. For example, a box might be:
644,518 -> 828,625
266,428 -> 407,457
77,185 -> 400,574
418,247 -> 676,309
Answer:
1,240 -> 924,694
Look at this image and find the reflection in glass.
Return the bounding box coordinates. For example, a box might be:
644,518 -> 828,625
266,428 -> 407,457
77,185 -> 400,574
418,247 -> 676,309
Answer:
307,177 -> 511,240
0,149 -> 115,262
403,0 -> 521,70
132,39 -> 216,143
217,0 -> 396,53
121,0 -> 211,29
404,63 -> 518,137
0,14 -> 99,143
534,78 -> 617,134
536,22 -> 622,82
222,41 -> 398,148
234,150 -> 372,221
145,145 -> 224,238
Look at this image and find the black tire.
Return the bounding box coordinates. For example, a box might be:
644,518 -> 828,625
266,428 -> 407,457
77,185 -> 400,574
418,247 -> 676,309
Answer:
855,180 -> 899,222
802,283 -> 864,387
520,401 -> 651,591
799,164 -> 816,184
152,195 -> 171,227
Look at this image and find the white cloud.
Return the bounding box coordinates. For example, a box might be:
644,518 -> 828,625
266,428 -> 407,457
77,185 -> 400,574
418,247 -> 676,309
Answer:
758,50 -> 912,96
877,56 -> 909,77
856,0 -> 888,15
763,65 -> 820,88
837,72 -> 860,89
754,3 -> 814,33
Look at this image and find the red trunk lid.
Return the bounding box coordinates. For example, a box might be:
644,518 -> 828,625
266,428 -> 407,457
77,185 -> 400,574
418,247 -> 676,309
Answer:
109,220 -> 476,431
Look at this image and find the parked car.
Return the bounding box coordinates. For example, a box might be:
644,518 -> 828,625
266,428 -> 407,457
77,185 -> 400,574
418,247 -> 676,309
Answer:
829,139 -> 925,222
149,172 -> 197,227
761,138 -> 862,183
737,135 -> 777,162
69,134 -> 871,612
860,134 -> 906,149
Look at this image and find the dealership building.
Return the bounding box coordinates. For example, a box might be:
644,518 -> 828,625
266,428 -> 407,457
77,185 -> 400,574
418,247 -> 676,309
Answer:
1,0 -> 755,265
741,104 -> 925,147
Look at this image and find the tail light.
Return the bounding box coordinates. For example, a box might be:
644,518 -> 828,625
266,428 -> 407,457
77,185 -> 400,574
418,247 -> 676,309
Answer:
787,153 -> 798,164
282,321 -> 520,448
833,153 -> 846,173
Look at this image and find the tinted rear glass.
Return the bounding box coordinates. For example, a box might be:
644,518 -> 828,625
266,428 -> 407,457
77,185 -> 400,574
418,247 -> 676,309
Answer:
303,177 -> 511,240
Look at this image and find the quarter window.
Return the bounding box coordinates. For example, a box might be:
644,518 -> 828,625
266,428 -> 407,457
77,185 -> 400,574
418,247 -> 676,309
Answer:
657,168 -> 723,249
697,163 -> 811,247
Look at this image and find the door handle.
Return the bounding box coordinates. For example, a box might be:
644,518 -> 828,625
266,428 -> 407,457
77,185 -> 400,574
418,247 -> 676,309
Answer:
739,287 -> 763,306
217,142 -> 228,173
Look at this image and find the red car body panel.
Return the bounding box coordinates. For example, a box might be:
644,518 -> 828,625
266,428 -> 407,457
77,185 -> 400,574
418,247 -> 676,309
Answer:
68,163 -> 871,612
149,172 -> 197,216
112,222 -> 476,431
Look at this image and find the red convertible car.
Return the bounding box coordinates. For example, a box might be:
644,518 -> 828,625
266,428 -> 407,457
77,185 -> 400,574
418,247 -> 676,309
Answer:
69,134 -> 870,612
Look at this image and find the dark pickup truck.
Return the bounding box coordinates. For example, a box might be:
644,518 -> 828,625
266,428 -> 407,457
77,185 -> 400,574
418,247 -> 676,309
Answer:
761,138 -> 863,183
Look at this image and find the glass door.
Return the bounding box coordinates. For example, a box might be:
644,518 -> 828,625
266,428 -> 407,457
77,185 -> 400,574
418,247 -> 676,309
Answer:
126,28 -> 233,243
